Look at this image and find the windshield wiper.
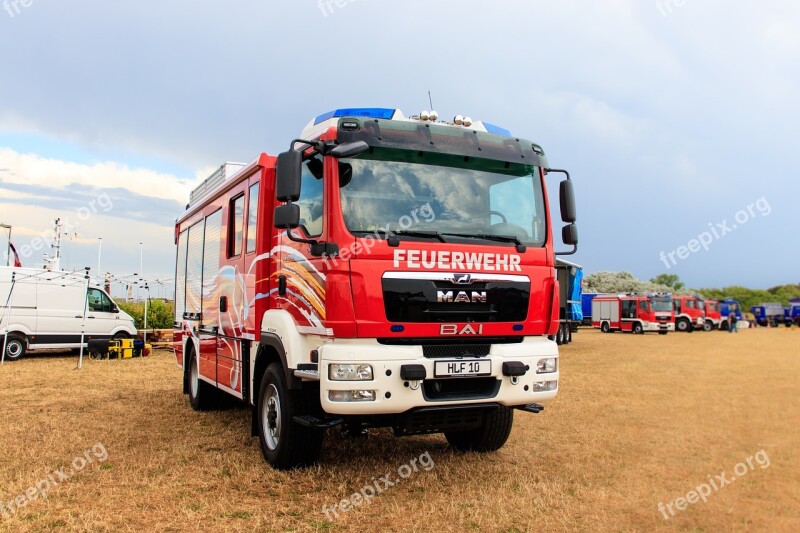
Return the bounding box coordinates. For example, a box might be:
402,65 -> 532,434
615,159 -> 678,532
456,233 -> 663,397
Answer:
387,230 -> 447,245
442,233 -> 527,252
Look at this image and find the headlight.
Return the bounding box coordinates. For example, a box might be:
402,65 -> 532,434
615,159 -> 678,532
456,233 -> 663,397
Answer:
532,381 -> 558,392
329,364 -> 374,381
536,358 -> 557,374
328,390 -> 376,402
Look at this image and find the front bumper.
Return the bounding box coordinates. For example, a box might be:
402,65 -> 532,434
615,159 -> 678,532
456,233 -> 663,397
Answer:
318,337 -> 558,415
644,321 -> 675,332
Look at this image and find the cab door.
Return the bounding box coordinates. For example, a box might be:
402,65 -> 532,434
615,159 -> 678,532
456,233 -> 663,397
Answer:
85,288 -> 121,339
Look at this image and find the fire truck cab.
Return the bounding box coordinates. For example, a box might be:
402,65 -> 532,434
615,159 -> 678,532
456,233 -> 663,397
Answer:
699,298 -> 722,331
672,295 -> 705,332
173,108 -> 578,468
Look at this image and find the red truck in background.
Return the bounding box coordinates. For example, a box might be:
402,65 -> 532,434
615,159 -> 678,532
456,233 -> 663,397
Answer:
172,107 -> 579,469
591,294 -> 674,335
672,295 -> 705,332
700,298 -> 722,331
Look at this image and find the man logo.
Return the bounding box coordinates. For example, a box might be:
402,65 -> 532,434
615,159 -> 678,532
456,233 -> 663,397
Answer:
437,290 -> 487,304
452,274 -> 473,285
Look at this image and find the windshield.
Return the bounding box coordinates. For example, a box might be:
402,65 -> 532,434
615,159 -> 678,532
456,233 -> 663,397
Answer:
339,148 -> 547,246
652,299 -> 672,312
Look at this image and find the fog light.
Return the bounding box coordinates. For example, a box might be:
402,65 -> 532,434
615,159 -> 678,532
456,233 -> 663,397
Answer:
328,390 -> 376,402
536,358 -> 558,374
532,380 -> 558,392
329,364 -> 374,381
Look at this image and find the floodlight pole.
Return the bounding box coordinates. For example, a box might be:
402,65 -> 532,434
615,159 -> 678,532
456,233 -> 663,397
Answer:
78,267 -> 90,370
1,272 -> 16,365
0,224 -> 10,267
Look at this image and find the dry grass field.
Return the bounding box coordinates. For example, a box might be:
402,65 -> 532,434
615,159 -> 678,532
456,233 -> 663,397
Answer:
1,328 -> 798,532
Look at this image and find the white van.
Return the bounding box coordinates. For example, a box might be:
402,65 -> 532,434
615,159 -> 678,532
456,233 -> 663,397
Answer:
0,266 -> 137,361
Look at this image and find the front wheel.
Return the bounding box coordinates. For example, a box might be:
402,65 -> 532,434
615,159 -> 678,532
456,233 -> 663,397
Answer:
676,318 -> 691,332
632,322 -> 644,335
703,320 -> 713,332
3,334 -> 26,362
659,330 -> 668,335
257,363 -> 323,469
445,407 -> 513,452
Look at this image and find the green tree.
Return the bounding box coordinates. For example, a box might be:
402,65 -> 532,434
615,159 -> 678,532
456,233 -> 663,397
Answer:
650,274 -> 685,291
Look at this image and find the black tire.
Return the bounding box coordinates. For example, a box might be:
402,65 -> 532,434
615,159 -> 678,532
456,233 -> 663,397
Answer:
601,322 -> 610,333
566,326 -> 573,343
633,322 -> 644,335
659,330 -> 668,335
112,331 -> 130,340
558,324 -> 565,345
3,334 -> 26,362
188,350 -> 217,411
720,321 -> 730,332
703,320 -> 713,332
676,318 -> 691,332
445,407 -> 514,452
256,362 -> 323,469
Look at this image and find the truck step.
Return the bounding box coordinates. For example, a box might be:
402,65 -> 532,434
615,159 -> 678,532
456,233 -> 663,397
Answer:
293,369 -> 320,381
515,403 -> 545,414
293,415 -> 344,429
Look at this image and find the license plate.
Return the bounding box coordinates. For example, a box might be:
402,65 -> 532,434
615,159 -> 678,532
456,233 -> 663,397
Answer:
434,360 -> 491,378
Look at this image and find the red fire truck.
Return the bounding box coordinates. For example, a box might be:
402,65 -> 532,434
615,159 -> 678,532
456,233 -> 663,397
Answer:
591,294 -> 674,334
173,108 -> 578,468
700,298 -> 721,331
672,295 -> 705,332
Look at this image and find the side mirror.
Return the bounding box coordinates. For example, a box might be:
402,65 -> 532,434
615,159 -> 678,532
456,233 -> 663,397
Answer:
562,224 -> 578,246
276,150 -> 303,202
113,307 -> 120,314
274,204 -> 300,229
330,140 -> 369,159
559,180 -> 577,223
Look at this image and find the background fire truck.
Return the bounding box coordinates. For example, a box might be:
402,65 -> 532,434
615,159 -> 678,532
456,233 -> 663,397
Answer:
672,294 -> 705,332
700,298 -> 722,331
591,294 -> 674,334
173,108 -> 578,469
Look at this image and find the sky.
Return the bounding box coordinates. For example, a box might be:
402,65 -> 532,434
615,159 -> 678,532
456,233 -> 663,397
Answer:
1,0 -> 798,292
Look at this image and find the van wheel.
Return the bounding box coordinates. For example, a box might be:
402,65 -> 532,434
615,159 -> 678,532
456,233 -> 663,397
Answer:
601,322 -> 610,333
633,323 -> 644,335
113,332 -> 130,340
188,350 -> 216,411
445,406 -> 513,452
3,334 -> 26,362
257,363 -> 323,469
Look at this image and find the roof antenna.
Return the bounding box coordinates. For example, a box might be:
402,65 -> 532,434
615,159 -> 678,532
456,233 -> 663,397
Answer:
426,90 -> 438,121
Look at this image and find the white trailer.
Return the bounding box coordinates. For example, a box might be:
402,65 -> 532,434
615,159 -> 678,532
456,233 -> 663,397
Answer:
0,266 -> 136,361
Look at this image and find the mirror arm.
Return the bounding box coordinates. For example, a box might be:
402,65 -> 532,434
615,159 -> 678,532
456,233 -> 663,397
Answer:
555,245 -> 578,256
290,138 -> 327,160
545,168 -> 571,180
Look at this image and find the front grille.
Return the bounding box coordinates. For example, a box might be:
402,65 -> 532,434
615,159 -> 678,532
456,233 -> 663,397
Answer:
422,344 -> 491,358
422,377 -> 501,402
378,336 -> 523,346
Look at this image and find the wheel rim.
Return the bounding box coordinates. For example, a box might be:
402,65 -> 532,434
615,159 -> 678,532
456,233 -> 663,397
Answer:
262,384 -> 282,451
190,358 -> 199,398
7,341 -> 21,358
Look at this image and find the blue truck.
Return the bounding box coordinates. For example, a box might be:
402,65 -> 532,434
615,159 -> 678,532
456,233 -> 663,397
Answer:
555,259 -> 584,345
790,298 -> 800,326
581,292 -> 598,326
719,298 -> 743,331
750,302 -> 788,327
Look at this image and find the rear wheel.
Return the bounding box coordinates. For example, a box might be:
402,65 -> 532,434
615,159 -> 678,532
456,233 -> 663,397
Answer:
3,334 -> 26,362
257,363 -> 323,469
601,322 -> 610,333
445,407 -> 513,452
566,326 -> 573,343
188,350 -> 217,411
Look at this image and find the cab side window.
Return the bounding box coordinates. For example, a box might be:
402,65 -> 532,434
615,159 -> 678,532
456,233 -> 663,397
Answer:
297,156 -> 324,237
88,289 -> 114,313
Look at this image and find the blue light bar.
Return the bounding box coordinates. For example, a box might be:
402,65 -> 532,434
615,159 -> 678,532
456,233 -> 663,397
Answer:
482,122 -> 512,137
314,108 -> 396,125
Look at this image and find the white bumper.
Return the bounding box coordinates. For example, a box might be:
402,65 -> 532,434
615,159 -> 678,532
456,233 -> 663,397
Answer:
644,321 -> 674,332
318,337 -> 558,415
